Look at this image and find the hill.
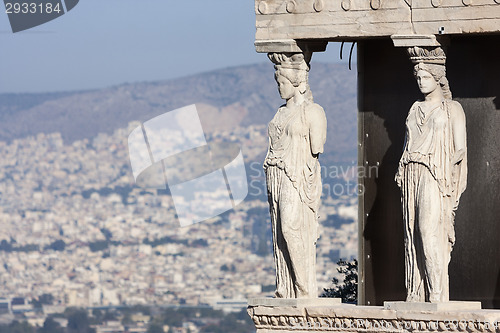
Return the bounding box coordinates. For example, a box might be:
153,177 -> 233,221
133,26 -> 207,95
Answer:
0,62 -> 357,162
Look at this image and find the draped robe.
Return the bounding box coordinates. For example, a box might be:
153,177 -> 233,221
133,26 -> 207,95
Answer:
264,101 -> 325,298
396,99 -> 467,302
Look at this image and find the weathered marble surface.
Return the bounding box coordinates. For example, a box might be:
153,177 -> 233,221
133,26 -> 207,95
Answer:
249,297 -> 341,308
255,0 -> 500,43
264,51 -> 327,298
395,44 -> 467,303
248,304 -> 500,332
384,301 -> 481,311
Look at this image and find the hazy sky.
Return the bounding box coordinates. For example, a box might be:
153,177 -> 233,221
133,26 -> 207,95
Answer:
0,0 -> 345,93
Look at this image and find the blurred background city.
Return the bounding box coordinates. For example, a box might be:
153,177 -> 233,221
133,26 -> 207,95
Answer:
0,1 -> 358,332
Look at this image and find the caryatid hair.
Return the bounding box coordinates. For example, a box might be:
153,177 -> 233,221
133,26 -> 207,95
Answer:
408,46 -> 452,100
268,52 -> 311,95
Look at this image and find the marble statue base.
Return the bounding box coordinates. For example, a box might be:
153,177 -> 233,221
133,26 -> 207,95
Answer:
249,297 -> 341,308
384,301 -> 482,311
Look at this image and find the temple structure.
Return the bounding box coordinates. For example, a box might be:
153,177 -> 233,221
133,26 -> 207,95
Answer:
248,0 -> 500,331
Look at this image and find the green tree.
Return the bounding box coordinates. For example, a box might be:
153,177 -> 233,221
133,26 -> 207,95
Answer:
46,240 -> 66,251
91,309 -> 103,324
200,309 -> 255,333
38,317 -> 64,333
100,228 -> 113,240
38,293 -> 54,305
66,308 -> 96,333
0,321 -> 35,333
147,323 -> 164,333
121,313 -> 133,326
0,239 -> 12,252
32,293 -> 54,309
161,309 -> 183,327
321,258 -> 358,303
103,310 -> 117,322
88,240 -> 108,252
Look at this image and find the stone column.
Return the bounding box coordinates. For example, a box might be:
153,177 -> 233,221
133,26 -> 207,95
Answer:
390,35 -> 468,305
257,40 -> 329,299
266,50 -> 323,299
249,39 -> 341,328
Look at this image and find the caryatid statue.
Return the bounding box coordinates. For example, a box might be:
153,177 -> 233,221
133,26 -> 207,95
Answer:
395,46 -> 467,303
264,52 -> 327,298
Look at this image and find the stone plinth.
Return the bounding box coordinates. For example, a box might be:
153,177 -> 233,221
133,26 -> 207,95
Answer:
249,298 -> 342,308
247,302 -> 500,332
384,301 -> 482,311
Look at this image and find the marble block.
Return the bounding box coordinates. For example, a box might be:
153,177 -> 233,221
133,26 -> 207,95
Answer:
249,297 -> 341,308
384,301 -> 482,311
